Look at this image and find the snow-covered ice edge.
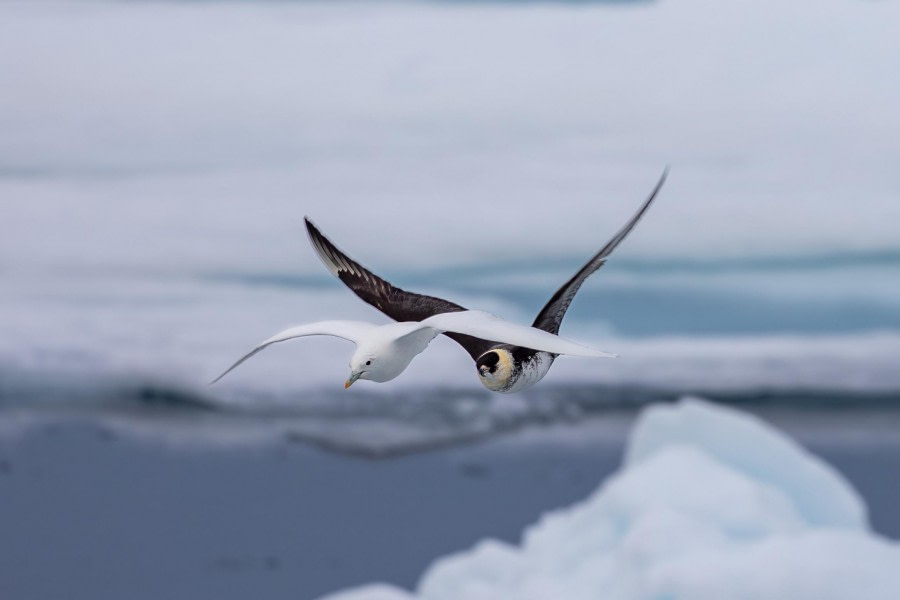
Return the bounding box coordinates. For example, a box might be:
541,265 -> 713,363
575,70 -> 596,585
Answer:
320,398 -> 900,600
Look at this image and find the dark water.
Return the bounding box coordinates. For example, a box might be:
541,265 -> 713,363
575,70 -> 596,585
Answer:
0,406 -> 897,600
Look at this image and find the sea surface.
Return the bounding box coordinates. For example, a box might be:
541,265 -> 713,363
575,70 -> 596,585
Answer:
1,0 -> 899,598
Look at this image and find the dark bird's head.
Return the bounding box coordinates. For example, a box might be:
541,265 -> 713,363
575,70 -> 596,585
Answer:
476,348 -> 514,391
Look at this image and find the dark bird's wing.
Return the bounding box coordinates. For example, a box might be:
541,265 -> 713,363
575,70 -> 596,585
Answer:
304,218 -> 497,360
532,169 -> 668,334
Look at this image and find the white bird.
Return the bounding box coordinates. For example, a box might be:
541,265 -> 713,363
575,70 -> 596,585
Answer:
211,310 -> 614,388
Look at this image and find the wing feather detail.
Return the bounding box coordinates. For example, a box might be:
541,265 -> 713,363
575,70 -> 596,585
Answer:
305,218 -> 497,359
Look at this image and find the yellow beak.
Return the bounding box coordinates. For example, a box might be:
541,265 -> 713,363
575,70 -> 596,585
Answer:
344,371 -> 362,389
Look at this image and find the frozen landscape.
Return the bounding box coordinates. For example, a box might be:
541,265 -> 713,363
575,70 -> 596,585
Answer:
1,0 -> 899,598
322,400 -> 900,600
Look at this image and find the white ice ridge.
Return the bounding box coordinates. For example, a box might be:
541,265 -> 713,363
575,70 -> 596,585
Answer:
319,399 -> 900,600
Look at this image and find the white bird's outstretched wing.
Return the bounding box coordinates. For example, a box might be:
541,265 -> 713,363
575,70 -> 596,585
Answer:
211,320 -> 376,384
421,311 -> 616,358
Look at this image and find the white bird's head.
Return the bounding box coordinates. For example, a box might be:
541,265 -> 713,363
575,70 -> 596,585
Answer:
345,352 -> 374,388
345,340 -> 417,388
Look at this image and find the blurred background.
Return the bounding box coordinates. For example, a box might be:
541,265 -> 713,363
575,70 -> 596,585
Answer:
1,0 -> 898,599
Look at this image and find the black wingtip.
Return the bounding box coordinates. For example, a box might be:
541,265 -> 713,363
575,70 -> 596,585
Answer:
654,166 -> 670,193
304,217 -> 327,251
638,167 -> 669,213
209,370 -> 228,385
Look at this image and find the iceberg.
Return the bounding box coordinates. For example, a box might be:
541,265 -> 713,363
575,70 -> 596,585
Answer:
320,399 -> 900,600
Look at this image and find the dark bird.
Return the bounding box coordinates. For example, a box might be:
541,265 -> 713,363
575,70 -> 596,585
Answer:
303,169 -> 667,393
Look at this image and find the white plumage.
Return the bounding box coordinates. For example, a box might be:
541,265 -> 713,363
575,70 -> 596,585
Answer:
212,310 -> 614,388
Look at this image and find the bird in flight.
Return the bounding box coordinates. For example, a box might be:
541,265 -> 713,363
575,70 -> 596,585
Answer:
302,169 -> 667,393
212,170 -> 665,391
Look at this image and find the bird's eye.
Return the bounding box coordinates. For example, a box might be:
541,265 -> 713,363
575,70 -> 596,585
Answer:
366,360 -> 372,366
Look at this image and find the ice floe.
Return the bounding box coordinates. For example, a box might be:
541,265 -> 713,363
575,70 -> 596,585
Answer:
320,399 -> 900,600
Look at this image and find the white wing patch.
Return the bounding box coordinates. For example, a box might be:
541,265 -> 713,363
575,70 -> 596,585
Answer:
422,310 -> 616,358
211,320 -> 376,384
